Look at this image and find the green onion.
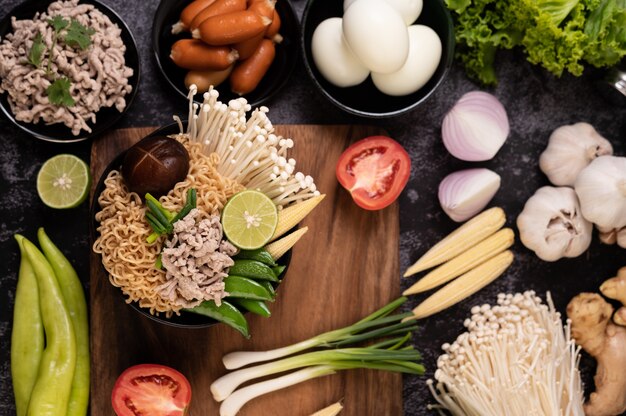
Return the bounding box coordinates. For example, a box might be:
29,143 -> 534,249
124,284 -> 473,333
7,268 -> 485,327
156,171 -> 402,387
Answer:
222,297 -> 410,369
145,193 -> 175,222
213,298 -> 423,415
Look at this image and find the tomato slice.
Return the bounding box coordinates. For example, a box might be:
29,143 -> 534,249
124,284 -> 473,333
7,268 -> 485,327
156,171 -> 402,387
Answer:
111,364 -> 192,416
336,136 -> 411,210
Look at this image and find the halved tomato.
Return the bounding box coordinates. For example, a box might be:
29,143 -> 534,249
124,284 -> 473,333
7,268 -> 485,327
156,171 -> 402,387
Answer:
111,364 -> 192,416
336,136 -> 411,210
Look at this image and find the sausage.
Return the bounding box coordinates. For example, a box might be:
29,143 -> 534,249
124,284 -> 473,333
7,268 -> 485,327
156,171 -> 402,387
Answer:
185,66 -> 234,92
194,11 -> 271,46
233,33 -> 264,60
170,39 -> 239,70
189,0 -> 246,32
266,9 -> 281,38
178,0 -> 217,31
230,39 -> 275,95
234,0 -> 276,59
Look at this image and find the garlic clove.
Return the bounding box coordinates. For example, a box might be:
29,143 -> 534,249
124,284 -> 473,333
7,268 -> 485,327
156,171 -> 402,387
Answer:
438,168 -> 501,222
442,91 -> 509,162
516,186 -> 592,261
539,122 -> 613,186
575,155 -> 626,230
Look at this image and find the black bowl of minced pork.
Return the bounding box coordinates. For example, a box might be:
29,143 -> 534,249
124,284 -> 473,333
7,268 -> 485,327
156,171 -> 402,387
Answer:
90,123 -> 292,329
0,0 -> 140,142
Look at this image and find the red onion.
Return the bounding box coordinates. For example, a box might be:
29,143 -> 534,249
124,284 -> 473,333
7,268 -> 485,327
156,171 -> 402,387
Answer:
442,91 -> 509,161
438,168 -> 501,222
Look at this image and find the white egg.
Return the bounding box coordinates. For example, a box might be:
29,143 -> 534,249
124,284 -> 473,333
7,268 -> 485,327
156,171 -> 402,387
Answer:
386,0 -> 423,25
311,18 -> 370,87
344,0 -> 423,25
371,25 -> 441,96
342,0 -> 409,74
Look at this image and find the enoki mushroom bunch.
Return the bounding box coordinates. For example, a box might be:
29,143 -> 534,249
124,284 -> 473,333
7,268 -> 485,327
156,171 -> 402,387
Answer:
174,85 -> 320,209
428,291 -> 585,416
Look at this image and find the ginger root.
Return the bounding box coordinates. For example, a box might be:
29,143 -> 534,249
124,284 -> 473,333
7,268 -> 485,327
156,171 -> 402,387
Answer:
600,267 -> 626,326
568,281 -> 626,416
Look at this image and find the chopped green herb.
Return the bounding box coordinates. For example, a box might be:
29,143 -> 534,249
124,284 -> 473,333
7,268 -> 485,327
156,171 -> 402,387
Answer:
28,33 -> 45,68
47,77 -> 75,107
47,15 -> 69,32
63,19 -> 95,50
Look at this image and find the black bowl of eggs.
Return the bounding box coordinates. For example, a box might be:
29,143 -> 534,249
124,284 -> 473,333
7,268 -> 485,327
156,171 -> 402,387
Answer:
301,0 -> 455,118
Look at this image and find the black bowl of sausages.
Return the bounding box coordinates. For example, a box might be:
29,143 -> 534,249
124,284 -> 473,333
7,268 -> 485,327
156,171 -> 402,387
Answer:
152,0 -> 299,107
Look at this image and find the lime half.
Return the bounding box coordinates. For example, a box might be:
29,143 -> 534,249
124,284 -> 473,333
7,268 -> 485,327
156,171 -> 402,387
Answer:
222,190 -> 278,250
36,154 -> 90,209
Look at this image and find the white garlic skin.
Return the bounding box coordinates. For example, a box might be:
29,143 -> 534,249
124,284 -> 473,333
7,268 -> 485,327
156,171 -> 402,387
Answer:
539,122 -> 613,186
438,168 -> 501,222
516,186 -> 592,262
575,156 -> 626,230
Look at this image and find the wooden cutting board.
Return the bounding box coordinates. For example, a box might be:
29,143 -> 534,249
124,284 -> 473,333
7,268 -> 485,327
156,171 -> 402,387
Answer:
89,125 -> 402,415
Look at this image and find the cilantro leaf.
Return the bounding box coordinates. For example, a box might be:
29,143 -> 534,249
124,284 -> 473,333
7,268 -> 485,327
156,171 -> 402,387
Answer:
28,33 -> 45,68
46,77 -> 75,107
47,15 -> 69,32
63,19 -> 95,50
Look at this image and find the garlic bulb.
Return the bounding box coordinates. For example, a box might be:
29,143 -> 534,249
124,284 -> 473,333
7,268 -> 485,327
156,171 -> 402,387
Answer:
442,91 -> 509,161
539,122 -> 613,186
438,168 -> 501,222
575,156 -> 626,229
516,186 -> 592,261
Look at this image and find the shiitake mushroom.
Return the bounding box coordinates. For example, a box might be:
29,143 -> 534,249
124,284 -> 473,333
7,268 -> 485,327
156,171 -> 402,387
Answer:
122,136 -> 190,197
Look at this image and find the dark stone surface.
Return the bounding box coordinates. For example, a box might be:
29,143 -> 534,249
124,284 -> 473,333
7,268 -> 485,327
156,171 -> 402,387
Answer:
0,0 -> 625,414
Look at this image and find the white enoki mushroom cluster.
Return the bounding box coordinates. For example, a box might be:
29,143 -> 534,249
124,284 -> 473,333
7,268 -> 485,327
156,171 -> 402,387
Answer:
173,85 -> 320,209
428,291 -> 585,416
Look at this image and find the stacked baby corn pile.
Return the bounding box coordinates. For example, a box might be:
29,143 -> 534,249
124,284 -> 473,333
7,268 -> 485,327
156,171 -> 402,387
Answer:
404,207 -> 515,319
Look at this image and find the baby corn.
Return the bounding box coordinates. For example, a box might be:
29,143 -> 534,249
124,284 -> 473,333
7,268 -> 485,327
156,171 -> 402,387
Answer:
403,228 -> 515,295
265,227 -> 309,261
404,207 -> 506,277
310,402 -> 343,416
409,250 -> 514,320
270,195 -> 325,242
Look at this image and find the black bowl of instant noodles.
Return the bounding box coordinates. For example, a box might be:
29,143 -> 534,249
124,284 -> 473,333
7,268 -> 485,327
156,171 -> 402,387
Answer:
90,123 -> 292,329
0,0 -> 140,143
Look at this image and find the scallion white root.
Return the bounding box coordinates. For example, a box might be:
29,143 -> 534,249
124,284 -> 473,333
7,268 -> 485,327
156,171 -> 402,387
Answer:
428,291 -> 584,416
219,366 -> 335,416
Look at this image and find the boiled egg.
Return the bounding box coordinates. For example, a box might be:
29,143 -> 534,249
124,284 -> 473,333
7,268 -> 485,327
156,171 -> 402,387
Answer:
311,17 -> 370,87
344,0 -> 423,26
371,25 -> 442,96
342,0 -> 409,74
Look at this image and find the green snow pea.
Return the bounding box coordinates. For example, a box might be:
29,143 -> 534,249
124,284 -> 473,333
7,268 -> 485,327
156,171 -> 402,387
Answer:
186,300 -> 249,338
224,275 -> 273,301
232,299 -> 272,318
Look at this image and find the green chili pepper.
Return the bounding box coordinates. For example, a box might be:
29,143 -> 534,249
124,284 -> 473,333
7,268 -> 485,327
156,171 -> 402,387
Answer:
185,300 -> 249,338
232,299 -> 272,318
38,228 -> 89,416
22,237 -> 76,416
229,259 -> 278,282
224,276 -> 273,300
234,248 -> 277,266
12,235 -> 44,416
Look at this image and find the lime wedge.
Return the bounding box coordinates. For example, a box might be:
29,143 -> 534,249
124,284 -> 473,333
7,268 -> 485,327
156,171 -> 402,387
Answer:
222,190 -> 278,250
36,154 -> 90,209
